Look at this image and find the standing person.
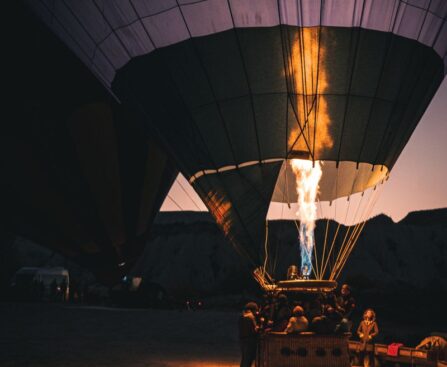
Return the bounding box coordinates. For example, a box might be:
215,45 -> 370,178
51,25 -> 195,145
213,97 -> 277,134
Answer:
239,302 -> 259,367
357,309 -> 379,367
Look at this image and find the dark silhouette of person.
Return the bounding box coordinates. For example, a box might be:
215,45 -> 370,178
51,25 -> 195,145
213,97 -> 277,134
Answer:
60,278 -> 68,302
239,302 -> 259,367
310,304 -> 342,334
50,279 -> 58,301
272,293 -> 291,331
307,298 -> 323,321
336,284 -> 356,332
337,284 -> 356,316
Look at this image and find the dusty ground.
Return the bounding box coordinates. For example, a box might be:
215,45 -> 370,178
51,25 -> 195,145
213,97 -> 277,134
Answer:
1,300 -> 444,366
0,302 -> 240,367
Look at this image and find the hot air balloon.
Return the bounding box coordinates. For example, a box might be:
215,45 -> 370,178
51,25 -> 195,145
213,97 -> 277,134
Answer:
2,4 -> 177,284
26,0 -> 446,285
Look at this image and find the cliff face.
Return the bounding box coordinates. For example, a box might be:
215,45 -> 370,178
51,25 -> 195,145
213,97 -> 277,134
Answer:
344,211 -> 447,290
131,209 -> 447,296
4,209 -> 447,297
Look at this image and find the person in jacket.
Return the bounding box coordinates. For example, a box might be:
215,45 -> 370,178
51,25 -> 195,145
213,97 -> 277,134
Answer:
336,284 -> 356,332
285,305 -> 309,334
357,309 -> 379,367
336,284 -> 356,318
239,302 -> 259,367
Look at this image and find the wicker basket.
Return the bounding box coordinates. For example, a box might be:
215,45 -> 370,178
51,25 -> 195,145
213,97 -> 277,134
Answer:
257,332 -> 351,367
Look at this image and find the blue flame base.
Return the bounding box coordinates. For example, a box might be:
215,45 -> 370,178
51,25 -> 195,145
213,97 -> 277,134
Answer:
299,223 -> 313,278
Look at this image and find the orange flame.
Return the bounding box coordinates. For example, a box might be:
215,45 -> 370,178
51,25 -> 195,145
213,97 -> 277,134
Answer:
287,27 -> 333,157
290,159 -> 322,230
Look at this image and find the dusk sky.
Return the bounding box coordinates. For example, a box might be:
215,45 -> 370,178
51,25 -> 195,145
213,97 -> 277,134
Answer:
161,78 -> 447,223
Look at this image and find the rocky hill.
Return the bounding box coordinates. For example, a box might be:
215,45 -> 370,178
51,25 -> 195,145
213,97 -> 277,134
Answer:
130,209 -> 447,297
3,208 -> 447,298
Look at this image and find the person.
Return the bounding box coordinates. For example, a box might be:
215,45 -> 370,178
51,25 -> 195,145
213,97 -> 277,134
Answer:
310,304 -> 342,334
336,284 -> 355,317
287,265 -> 299,280
336,284 -> 356,331
285,305 -> 309,334
239,302 -> 259,367
325,305 -> 343,333
60,278 -> 68,302
301,264 -> 309,280
357,309 -> 379,367
271,293 -> 291,331
307,298 -> 323,322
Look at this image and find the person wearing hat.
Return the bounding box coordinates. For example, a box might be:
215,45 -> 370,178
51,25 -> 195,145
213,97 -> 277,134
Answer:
239,302 -> 260,367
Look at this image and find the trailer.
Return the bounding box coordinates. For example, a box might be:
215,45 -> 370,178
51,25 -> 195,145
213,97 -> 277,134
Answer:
348,340 -> 446,367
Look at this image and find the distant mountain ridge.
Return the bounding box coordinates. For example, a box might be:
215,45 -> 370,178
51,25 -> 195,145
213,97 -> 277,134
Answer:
137,208 -> 447,296
399,208 -> 447,226
4,208 -> 446,297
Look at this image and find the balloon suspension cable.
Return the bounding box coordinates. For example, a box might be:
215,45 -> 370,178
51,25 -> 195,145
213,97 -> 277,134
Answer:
328,191 -> 357,279
262,220 -> 270,279
331,188 -> 379,280
329,190 -> 366,280
333,184 -> 385,280
313,216 -> 321,280
319,165 -> 340,278
330,182 -> 385,280
319,218 -> 331,280
177,176 -> 202,211
167,194 -> 183,211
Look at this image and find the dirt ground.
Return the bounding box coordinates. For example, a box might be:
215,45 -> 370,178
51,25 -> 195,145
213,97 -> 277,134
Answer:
0,302 -> 240,367
1,300 -> 443,366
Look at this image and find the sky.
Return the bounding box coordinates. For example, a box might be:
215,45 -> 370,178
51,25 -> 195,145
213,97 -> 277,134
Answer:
161,78 -> 447,223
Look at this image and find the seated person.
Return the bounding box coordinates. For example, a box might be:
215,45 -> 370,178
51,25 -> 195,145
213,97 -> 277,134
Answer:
310,305 -> 342,334
271,293 -> 291,332
307,298 -> 323,321
285,305 -> 309,334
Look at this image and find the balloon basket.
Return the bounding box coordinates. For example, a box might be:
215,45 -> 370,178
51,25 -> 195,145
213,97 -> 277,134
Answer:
257,332 -> 351,367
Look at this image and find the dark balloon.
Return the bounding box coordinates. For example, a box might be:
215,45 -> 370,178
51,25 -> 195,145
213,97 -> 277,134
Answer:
25,1 -> 446,270
2,3 -> 176,284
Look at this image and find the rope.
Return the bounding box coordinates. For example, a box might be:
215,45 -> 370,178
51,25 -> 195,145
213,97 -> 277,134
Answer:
263,221 -> 269,278
320,222 -> 341,279
333,183 -> 385,280
177,177 -> 202,211
319,218 -> 330,280
330,189 -> 375,280
167,194 -> 183,211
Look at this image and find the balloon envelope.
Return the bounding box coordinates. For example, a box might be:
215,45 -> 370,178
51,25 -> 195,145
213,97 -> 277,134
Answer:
26,0 -> 446,266
2,6 -> 177,284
